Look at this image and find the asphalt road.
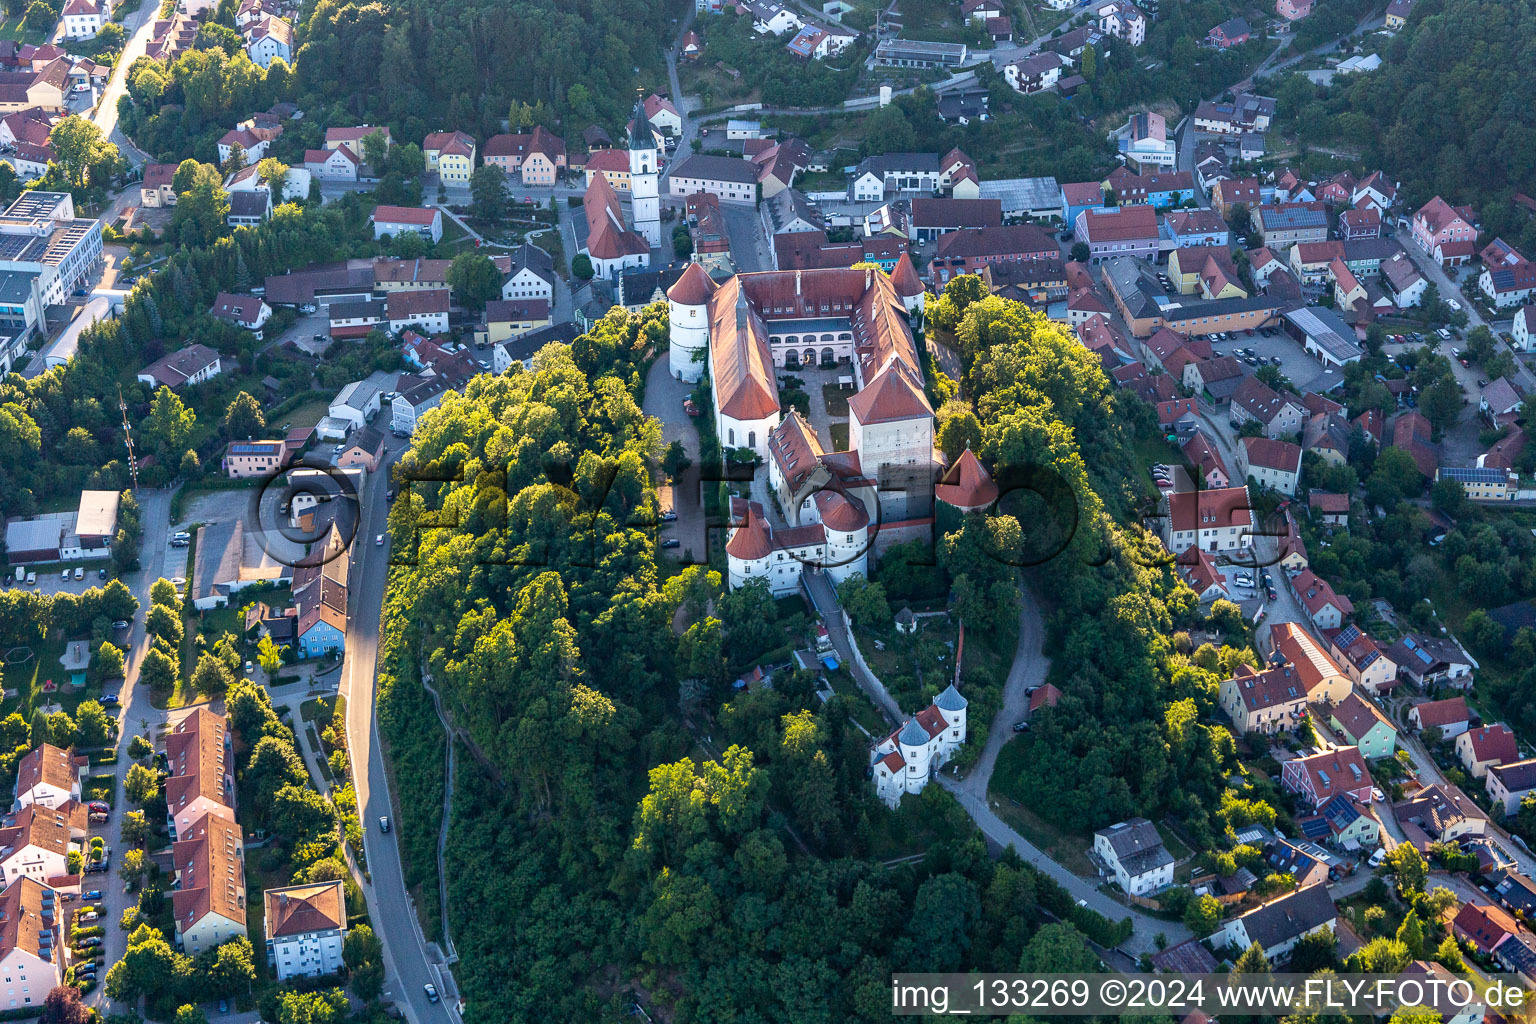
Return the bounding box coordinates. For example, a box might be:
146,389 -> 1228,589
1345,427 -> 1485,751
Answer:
336,439 -> 461,1024
94,486 -> 172,1016
91,0 -> 161,169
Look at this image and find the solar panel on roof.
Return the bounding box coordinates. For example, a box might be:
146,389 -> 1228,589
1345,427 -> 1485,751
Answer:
1299,817 -> 1330,839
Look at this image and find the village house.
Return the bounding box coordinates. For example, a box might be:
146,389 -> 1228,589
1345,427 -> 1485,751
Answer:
1411,196 -> 1478,267
1162,485 -> 1253,555
163,708 -> 235,840
264,880 -> 349,981
1254,203 -> 1329,249
1206,15 -> 1250,47
1094,1 -> 1146,46
1487,760 -> 1536,817
10,744 -> 81,810
1409,696 -> 1470,737
1389,633 -> 1476,689
927,223 -> 1055,282
0,875 -> 64,1003
304,146 -> 360,182
171,810 -> 246,954
423,130 -> 476,183
222,440 -> 288,479
1288,568 -> 1353,631
1229,376 -> 1305,438
1075,204 -> 1160,262
1457,724 -> 1519,779
1380,251 -> 1427,308
1236,436 -> 1302,495
243,16 -> 292,69
498,241 -> 556,303
1210,177 -> 1260,219
0,805 -> 76,885
208,292 -> 271,333
323,125 -> 388,159
1479,244 -> 1536,309
140,162 -> 178,207
482,126 -> 567,186
1283,747 -> 1373,809
667,153 -> 758,205
372,206 -> 443,244
1091,819 -> 1173,896
1323,624 -> 1397,695
337,426 -> 386,473
137,343 -> 222,390
1328,691 -> 1397,760
1115,111 -> 1175,170
1219,885 -> 1336,962
1163,208 -> 1229,248
1394,784 -> 1486,850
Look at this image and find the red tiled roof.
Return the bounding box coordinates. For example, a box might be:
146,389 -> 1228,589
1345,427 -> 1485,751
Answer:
1241,436 -> 1301,472
373,205 -> 439,227
1463,725 -> 1518,766
668,261 -> 717,306
935,449 -> 998,510
1412,697 -> 1468,729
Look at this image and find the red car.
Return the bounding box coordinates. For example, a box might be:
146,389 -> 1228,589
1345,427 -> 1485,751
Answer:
683,398 -> 700,416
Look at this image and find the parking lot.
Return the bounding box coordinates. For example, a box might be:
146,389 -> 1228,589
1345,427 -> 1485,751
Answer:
1203,328 -> 1344,395
4,560 -> 118,595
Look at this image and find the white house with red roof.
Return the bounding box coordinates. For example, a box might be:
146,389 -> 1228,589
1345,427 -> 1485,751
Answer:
140,161 -> 178,206
324,125 -> 389,160
11,743 -> 81,810
371,205 -> 442,245
1161,485 -> 1253,554
305,146 -> 359,182
1408,696 -> 1469,737
62,0 -> 111,38
1288,568 -> 1354,630
642,94 -> 682,136
1237,436 -> 1302,495
1283,747 -> 1374,809
243,15 -> 292,69
1515,305 -> 1536,352
1411,197 -> 1478,267
208,292 -> 271,333
870,686 -> 967,807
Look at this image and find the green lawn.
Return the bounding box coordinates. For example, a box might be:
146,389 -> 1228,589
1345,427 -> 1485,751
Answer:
991,796 -> 1098,877
822,383 -> 850,417
301,696 -> 338,723
273,397 -> 331,433
830,422 -> 849,450
0,14 -> 45,42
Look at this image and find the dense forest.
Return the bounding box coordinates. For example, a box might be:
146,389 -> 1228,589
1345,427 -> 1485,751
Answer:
371,300 -> 1163,1020
1273,0 -> 1536,247
291,0 -> 678,145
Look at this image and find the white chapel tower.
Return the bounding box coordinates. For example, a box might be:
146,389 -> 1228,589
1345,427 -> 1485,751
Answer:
629,92 -> 662,249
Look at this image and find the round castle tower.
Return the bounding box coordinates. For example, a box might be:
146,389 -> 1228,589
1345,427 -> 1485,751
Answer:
667,262 -> 716,382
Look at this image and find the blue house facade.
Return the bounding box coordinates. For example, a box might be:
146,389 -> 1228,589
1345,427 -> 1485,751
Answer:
300,618 -> 345,658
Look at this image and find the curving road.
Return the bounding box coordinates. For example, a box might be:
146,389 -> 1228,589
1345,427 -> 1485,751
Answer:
937,584 -> 1193,957
90,0 -> 161,169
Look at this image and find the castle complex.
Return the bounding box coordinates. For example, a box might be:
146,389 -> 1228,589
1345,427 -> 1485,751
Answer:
870,683 -> 968,807
666,258 -> 937,593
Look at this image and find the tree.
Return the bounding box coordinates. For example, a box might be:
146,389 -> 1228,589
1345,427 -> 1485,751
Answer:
151,577 -> 180,608
469,164 -> 509,226
146,603 -> 184,648
256,156 -> 288,198
191,652 -> 235,696
1289,928 -> 1339,972
257,634 -> 283,674
75,700 -> 113,747
1232,941 -> 1271,979
200,937 -> 257,994
571,253 -> 594,280
92,642 -> 126,684
143,387 -> 198,463
124,763 -> 160,805
174,1005 -> 208,1024
1396,908 -> 1425,959
101,579 -> 140,621
222,391 -> 265,440
245,735 -> 309,800
47,115 -> 121,194
1184,893 -> 1223,935
118,847 -> 148,886
1419,376 -> 1463,431
39,986 -> 91,1024
1071,241 -> 1090,263
1433,934 -> 1465,972
343,925 -> 384,1000
445,250 -> 502,308
120,809 -> 151,846
171,161 -> 230,247
1430,476 -> 1466,517
276,988 -> 348,1024
672,225 -> 693,260
139,646 -> 178,690
1387,841 -> 1427,894
129,734 -> 153,760
836,574 -> 891,626
1017,922 -> 1101,972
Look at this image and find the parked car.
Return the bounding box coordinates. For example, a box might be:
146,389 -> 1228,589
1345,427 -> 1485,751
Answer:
424,985 -> 440,1004
86,804 -> 107,816
99,695 -> 119,707
79,911 -> 98,922
98,568 -> 108,580
61,569 -> 70,581
659,511 -> 678,522
661,538 -> 681,549
25,572 -> 35,585
1012,720 -> 1029,732
82,889 -> 102,900
112,619 -> 129,629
